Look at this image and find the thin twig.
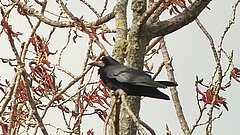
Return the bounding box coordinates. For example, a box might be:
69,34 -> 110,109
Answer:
195,18 -> 225,135
100,0 -> 109,17
139,119 -> 156,135
22,70 -> 49,135
57,0 -> 109,56
160,39 -> 191,135
79,0 -> 100,18
7,74 -> 21,135
103,96 -> 116,135
71,40 -> 92,134
57,28 -> 72,65
219,0 -> 240,48
152,61 -> 165,80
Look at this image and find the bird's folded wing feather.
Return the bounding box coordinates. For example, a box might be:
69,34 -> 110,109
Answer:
105,65 -> 167,88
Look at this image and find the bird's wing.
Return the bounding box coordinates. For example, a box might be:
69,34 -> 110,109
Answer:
109,66 -> 167,88
104,64 -> 127,78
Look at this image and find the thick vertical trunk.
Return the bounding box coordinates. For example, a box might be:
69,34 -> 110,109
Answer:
118,0 -> 148,135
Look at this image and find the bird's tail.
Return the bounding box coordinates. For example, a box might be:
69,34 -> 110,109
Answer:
157,81 -> 178,87
127,86 -> 170,100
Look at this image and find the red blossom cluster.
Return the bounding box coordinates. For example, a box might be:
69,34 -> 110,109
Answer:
0,121 -> 7,135
16,79 -> 28,103
81,82 -> 110,121
0,86 -> 30,134
72,17 -> 112,49
28,36 -> 61,99
195,79 -> 228,111
230,67 -> 240,83
1,17 -> 22,38
162,0 -> 192,15
82,89 -> 109,108
86,128 -> 94,135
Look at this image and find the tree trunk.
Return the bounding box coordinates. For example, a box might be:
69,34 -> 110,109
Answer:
110,0 -> 148,134
119,0 -> 148,134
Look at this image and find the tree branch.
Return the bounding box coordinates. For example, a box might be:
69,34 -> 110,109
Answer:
90,11 -> 115,26
22,70 -> 49,135
160,39 -> 191,135
147,0 -> 211,38
11,0 -> 73,27
11,0 -> 114,28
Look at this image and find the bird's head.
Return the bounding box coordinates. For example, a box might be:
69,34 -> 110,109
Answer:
88,56 -> 120,67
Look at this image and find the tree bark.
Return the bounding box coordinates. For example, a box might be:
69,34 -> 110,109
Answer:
118,0 -> 148,135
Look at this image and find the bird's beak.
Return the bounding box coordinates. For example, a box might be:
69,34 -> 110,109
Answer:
88,61 -> 105,67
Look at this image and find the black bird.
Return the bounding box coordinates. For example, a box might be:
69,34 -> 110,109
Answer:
89,56 -> 178,100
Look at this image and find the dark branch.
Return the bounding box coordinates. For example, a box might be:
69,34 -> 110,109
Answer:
12,0 -> 114,28
11,0 -> 73,27
147,0 -> 211,38
90,11 -> 115,26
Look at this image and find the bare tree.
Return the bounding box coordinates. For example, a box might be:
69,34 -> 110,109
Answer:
0,0 -> 239,135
